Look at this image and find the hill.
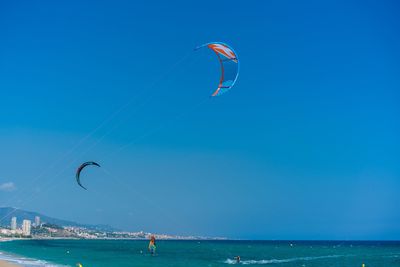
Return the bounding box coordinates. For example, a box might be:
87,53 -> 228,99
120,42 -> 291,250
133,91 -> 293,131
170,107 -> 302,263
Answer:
0,207 -> 116,232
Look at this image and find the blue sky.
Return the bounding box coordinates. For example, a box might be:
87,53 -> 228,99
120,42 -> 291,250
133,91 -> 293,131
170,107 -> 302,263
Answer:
0,0 -> 399,239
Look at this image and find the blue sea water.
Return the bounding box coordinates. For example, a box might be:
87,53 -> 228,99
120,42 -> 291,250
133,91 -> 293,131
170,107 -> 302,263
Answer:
1,240 -> 400,267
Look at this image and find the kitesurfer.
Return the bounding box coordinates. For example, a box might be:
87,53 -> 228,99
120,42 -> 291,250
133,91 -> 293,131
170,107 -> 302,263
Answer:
234,256 -> 240,264
148,235 -> 156,255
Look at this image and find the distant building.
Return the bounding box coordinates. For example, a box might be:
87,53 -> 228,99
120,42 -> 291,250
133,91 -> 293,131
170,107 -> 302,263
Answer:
11,217 -> 17,230
22,220 -> 31,236
34,216 -> 41,227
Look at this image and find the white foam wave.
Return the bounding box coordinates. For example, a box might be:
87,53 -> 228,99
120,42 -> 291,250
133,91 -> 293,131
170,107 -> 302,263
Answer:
224,255 -> 343,265
0,251 -> 69,267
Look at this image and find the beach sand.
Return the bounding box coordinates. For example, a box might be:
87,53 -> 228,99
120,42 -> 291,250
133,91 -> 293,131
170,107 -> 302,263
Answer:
0,260 -> 20,267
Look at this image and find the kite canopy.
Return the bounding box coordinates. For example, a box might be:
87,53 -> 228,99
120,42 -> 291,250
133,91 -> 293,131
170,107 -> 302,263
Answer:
75,161 -> 100,190
196,42 -> 239,97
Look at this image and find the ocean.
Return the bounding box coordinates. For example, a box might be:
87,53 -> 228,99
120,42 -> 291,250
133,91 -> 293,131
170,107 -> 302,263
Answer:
1,240 -> 400,266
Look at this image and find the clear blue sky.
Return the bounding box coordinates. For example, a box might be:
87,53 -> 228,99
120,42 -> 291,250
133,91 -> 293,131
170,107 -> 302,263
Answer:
0,0 -> 399,240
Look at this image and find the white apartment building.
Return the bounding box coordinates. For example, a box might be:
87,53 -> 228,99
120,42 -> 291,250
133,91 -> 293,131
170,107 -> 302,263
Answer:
34,216 -> 41,227
22,220 -> 31,236
11,217 -> 17,230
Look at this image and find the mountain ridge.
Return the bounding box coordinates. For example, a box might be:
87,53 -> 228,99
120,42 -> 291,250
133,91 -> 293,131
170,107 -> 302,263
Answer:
0,207 -> 116,232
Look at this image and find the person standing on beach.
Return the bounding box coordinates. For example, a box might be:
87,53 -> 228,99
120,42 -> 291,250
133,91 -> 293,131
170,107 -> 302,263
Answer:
148,235 -> 157,255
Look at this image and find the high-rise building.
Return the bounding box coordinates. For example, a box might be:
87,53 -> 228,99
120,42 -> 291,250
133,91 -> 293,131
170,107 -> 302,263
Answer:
22,220 -> 31,236
11,217 -> 17,230
34,216 -> 40,227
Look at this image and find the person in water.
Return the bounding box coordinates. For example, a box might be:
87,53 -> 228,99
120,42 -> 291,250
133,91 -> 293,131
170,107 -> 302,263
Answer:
234,256 -> 240,264
148,235 -> 156,255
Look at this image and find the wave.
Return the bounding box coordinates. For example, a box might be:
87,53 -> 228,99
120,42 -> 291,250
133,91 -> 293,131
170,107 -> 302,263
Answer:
384,254 -> 400,258
224,254 -> 343,265
0,251 -> 69,267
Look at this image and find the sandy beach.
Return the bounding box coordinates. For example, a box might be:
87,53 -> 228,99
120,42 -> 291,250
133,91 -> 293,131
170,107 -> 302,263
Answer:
0,260 -> 19,267
0,240 -> 21,267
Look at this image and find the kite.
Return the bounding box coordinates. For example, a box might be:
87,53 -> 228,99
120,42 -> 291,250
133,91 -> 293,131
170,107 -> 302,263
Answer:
75,161 -> 100,190
196,42 -> 239,97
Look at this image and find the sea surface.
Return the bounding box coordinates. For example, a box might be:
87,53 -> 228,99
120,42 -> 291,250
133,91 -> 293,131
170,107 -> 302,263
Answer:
1,240 -> 400,267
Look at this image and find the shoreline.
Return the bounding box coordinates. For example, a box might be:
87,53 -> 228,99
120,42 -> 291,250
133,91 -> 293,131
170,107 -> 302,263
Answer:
0,250 -> 58,267
0,244 -> 60,267
0,253 -> 21,267
0,260 -> 20,267
0,240 -> 22,266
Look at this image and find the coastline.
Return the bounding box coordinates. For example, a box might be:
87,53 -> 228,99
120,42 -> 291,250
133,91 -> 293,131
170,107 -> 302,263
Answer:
0,240 -> 60,267
0,260 -> 20,267
0,240 -> 21,266
0,250 -> 56,267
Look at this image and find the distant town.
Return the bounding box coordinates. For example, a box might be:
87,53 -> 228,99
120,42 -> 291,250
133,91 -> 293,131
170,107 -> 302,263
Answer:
0,215 -> 225,240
